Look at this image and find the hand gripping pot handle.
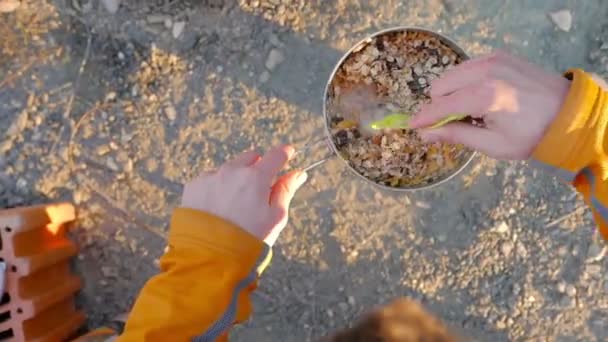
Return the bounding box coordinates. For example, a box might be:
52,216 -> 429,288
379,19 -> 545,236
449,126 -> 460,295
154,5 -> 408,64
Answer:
291,137 -> 335,173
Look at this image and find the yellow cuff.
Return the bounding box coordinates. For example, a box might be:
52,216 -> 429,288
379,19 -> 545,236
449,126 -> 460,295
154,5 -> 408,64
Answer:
169,208 -> 267,266
532,69 -> 607,173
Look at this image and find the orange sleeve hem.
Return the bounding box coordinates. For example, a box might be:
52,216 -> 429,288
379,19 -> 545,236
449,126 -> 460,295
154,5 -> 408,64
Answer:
532,69 -> 605,171
170,208 -> 266,263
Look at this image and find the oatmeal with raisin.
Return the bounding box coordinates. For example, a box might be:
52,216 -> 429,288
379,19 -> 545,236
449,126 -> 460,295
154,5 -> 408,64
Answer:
326,30 -> 473,188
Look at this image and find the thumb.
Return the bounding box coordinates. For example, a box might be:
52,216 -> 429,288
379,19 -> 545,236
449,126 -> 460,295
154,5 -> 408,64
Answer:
419,122 -> 502,155
270,170 -> 308,211
264,171 -> 308,246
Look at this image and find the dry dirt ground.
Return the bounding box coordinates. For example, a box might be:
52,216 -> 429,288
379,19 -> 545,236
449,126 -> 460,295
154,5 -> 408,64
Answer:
1,0 -> 608,341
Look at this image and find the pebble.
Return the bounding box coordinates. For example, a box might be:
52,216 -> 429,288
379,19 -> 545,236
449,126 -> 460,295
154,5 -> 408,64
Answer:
566,284 -> 577,297
501,241 -> 514,256
172,21 -> 186,39
265,49 -> 285,70
549,10 -> 573,32
105,92 -> 117,102
516,243 -> 528,257
557,281 -> 566,294
587,242 -> 603,258
437,234 -> 447,243
415,201 -> 430,209
268,33 -> 282,47
0,0 -> 20,13
585,264 -> 602,278
96,145 -> 111,156
495,221 -> 510,234
106,157 -> 120,172
16,178 -> 27,189
259,71 -> 271,83
347,295 -> 355,306
164,104 -> 177,121
100,0 -> 121,14
147,14 -> 170,24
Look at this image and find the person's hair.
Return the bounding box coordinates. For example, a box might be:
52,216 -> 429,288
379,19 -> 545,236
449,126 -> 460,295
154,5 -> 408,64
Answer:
326,298 -> 458,342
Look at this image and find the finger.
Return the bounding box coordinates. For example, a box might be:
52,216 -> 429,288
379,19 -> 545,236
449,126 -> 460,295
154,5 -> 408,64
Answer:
256,145 -> 295,182
269,171 -> 308,209
429,53 -> 497,97
264,171 -> 308,246
419,122 -> 504,156
409,84 -> 490,128
223,150 -> 261,168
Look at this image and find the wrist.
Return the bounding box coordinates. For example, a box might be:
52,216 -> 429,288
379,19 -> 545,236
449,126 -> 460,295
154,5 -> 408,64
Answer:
170,208 -> 267,259
532,69 -> 603,173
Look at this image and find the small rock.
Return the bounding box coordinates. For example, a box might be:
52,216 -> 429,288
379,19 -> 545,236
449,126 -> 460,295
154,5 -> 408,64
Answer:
172,21 -> 186,38
105,92 -> 117,102
415,201 -> 430,209
268,33 -> 282,47
326,308 -> 334,318
106,157 -> 120,172
585,264 -> 601,278
566,284 -> 577,297
501,241 -> 514,256
121,130 -> 134,144
437,234 -> 447,243
16,178 -> 27,190
347,295 -> 355,306
513,284 -> 521,296
587,242 -> 603,258
265,49 -> 285,70
338,302 -> 349,312
100,0 -> 121,14
516,243 -> 528,257
124,158 -> 134,173
164,104 -> 177,121
495,221 -> 510,234
0,0 -> 20,13
96,145 -> 111,156
259,71 -> 271,83
147,14 -> 170,24
164,18 -> 173,29
557,281 -> 567,293
549,10 -> 573,32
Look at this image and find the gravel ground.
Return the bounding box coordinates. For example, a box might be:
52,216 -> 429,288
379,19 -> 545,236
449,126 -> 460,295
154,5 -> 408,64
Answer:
1,0 -> 608,341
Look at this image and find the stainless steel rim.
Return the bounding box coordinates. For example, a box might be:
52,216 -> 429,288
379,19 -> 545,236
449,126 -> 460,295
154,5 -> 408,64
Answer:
322,26 -> 476,192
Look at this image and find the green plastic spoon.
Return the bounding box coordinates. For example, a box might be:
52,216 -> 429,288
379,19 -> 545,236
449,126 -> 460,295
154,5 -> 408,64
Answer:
369,113 -> 468,130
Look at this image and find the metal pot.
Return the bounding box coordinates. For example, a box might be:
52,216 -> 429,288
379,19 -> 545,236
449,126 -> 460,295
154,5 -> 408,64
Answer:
299,26 -> 476,192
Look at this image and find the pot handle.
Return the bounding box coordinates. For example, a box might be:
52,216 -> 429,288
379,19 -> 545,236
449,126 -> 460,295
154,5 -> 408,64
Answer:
291,136 -> 335,172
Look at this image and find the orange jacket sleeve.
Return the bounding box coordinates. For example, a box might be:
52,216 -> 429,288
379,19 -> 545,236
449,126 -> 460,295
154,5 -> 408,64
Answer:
533,69 -> 608,240
116,208 -> 272,342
